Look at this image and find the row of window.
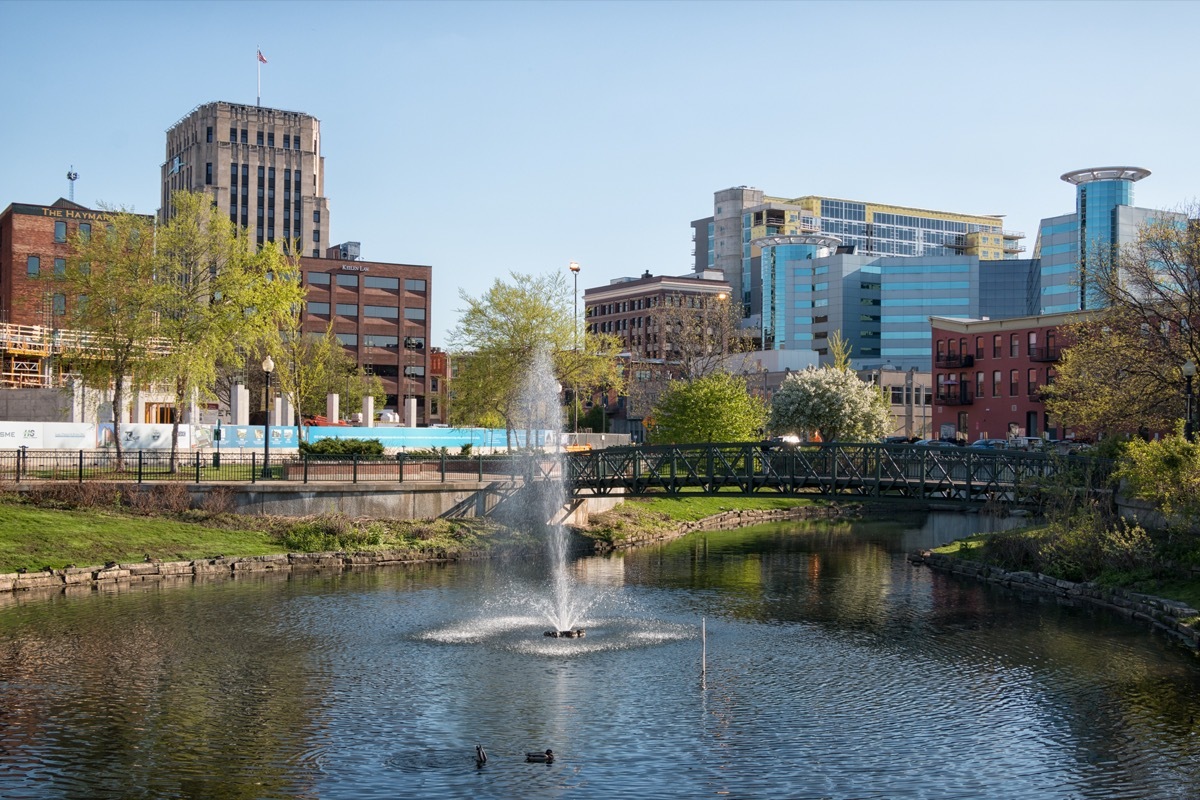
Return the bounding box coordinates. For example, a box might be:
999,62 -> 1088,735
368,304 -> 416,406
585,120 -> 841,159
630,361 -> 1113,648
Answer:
306,272 -> 426,291
321,334 -> 426,350
940,368 -> 1056,399
936,331 -> 1058,360
308,302 -> 426,321
53,220 -> 92,244
208,125 -> 304,150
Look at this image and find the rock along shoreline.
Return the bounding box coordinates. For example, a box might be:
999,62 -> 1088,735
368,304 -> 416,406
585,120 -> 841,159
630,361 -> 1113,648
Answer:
911,550 -> 1200,650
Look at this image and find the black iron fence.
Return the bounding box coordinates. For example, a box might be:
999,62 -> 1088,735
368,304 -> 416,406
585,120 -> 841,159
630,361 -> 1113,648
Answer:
0,449 -> 561,485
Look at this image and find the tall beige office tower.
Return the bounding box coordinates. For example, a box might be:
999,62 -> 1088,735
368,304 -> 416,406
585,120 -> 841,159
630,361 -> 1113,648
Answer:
160,101 -> 331,255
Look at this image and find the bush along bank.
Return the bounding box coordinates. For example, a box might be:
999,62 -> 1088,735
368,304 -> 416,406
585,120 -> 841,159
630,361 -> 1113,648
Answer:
911,550 -> 1200,649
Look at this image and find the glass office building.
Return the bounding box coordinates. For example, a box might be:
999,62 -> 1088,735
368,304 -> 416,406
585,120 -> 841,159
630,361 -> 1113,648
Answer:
1037,167 -> 1151,312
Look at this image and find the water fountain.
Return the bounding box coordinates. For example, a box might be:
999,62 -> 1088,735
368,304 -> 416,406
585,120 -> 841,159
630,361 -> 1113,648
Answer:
421,345 -> 691,655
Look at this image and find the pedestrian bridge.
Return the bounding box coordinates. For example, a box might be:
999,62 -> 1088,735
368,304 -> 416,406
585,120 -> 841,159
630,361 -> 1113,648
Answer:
565,442 -> 1113,503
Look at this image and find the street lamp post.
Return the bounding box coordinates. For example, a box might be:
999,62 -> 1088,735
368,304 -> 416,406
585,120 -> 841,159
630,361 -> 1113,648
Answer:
262,355 -> 274,477
569,261 -> 581,436
1184,358 -> 1196,443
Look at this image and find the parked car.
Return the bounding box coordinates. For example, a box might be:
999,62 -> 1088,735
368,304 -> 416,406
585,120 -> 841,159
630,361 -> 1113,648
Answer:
914,439 -> 958,447
968,438 -> 1008,449
1006,436 -> 1045,451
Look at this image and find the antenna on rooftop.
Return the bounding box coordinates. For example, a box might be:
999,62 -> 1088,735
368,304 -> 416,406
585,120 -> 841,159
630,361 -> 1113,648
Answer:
66,167 -> 79,202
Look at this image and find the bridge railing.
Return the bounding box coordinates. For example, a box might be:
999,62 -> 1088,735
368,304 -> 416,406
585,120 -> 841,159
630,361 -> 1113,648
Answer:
565,442 -> 1115,502
0,450 -> 558,485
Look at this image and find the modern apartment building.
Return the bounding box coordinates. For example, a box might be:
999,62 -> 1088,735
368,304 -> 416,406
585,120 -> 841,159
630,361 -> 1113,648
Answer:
692,187 -> 1024,321
160,102 -> 331,256
299,251 -> 434,424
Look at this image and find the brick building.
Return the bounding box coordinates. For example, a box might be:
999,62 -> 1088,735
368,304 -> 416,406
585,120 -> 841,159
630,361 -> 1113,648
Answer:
930,311 -> 1079,442
0,199 -> 131,327
299,253 -> 435,424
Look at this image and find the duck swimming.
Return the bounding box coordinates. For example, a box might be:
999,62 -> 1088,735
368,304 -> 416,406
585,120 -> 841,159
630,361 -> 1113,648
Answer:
525,749 -> 554,763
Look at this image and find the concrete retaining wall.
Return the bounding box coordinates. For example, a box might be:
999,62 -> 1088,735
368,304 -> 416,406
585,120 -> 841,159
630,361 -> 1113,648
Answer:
0,549 -> 481,600
913,551 -> 1200,649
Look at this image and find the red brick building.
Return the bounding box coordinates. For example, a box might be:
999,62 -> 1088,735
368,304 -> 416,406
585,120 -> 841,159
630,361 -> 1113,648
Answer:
0,199 -> 127,327
299,253 -> 435,423
930,311 -> 1082,442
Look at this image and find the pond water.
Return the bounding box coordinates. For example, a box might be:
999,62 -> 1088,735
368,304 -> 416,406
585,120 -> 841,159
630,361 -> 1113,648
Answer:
1,511 -> 1199,799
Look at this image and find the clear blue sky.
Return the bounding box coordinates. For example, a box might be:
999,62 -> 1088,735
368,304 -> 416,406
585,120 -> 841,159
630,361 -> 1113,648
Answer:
2,0 -> 1196,347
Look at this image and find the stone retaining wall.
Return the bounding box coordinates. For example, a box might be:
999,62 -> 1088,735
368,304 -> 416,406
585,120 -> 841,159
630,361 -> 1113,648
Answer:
0,549 -> 482,596
593,504 -> 851,552
912,551 -> 1200,649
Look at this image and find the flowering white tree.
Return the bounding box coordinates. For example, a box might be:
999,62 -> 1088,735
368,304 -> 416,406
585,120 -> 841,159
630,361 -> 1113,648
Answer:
768,366 -> 891,443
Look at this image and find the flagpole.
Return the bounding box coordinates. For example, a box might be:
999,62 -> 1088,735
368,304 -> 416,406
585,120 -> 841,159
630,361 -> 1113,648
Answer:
257,46 -> 261,107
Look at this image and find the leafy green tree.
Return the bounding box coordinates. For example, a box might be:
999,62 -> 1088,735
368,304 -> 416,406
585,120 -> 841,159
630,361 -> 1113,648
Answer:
153,191 -> 304,462
648,372 -> 767,444
449,271 -> 623,446
769,366 -> 891,443
56,210 -> 161,467
1045,212 -> 1200,437
1116,426 -> 1200,524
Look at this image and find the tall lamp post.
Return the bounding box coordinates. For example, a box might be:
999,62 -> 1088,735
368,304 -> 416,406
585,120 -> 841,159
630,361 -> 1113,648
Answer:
1184,358 -> 1196,443
569,260 -> 581,435
262,354 -> 274,477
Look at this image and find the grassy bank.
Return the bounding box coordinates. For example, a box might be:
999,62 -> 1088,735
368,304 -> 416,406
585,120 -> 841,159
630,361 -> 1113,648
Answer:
579,494 -> 827,548
0,492 -> 528,574
931,522 -> 1200,612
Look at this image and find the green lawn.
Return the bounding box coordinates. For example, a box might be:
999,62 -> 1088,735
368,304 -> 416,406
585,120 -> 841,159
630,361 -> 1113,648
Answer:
0,505 -> 284,572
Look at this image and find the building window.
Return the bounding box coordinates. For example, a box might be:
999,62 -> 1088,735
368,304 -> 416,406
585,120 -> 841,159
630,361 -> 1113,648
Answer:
206,126 -> 213,143
404,307 -> 427,321
306,272 -> 331,285
404,365 -> 426,378
230,126 -> 237,142
975,336 -> 984,360
54,257 -> 66,276
283,134 -> 291,149
27,255 -> 40,276
364,305 -> 399,318
313,210 -> 321,224
256,131 -> 264,146
1010,334 -> 1019,358
79,223 -> 90,241
312,249 -> 319,257
404,278 -> 427,292
1027,331 -> 1038,356
992,334 -> 1002,358
313,230 -> 320,243
307,302 -> 330,315
976,371 -> 985,398
205,163 -> 213,185
336,274 -> 358,288
1009,369 -> 1020,396
404,336 -> 426,350
335,333 -> 357,346
364,276 -> 399,290
54,221 -> 67,243
240,128 -> 248,144
335,303 -> 358,316
268,132 -> 275,148
992,370 -> 1001,397
1028,367 -> 1039,394
52,293 -> 66,316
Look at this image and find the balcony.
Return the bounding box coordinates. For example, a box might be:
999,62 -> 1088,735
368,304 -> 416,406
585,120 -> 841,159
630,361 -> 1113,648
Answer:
1028,346 -> 1061,362
936,387 -> 973,406
934,354 -> 974,369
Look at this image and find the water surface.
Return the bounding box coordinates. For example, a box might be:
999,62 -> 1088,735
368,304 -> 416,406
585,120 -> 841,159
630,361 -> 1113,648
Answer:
1,512 -> 1198,799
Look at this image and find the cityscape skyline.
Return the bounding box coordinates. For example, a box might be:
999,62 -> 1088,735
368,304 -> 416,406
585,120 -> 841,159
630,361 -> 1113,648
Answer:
2,0 -> 1197,347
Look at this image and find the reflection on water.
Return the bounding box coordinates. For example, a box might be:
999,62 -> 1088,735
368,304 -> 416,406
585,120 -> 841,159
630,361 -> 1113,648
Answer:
1,511 -> 1199,799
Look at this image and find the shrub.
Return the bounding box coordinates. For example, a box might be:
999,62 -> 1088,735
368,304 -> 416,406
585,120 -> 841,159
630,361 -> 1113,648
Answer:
299,438 -> 385,457
278,514 -> 382,552
200,487 -> 236,514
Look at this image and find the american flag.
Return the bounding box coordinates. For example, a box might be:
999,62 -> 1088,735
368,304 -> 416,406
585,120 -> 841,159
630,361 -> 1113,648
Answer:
257,49 -> 268,64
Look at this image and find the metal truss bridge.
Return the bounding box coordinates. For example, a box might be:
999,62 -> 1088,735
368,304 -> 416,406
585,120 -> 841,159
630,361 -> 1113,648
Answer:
565,443 -> 1113,503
